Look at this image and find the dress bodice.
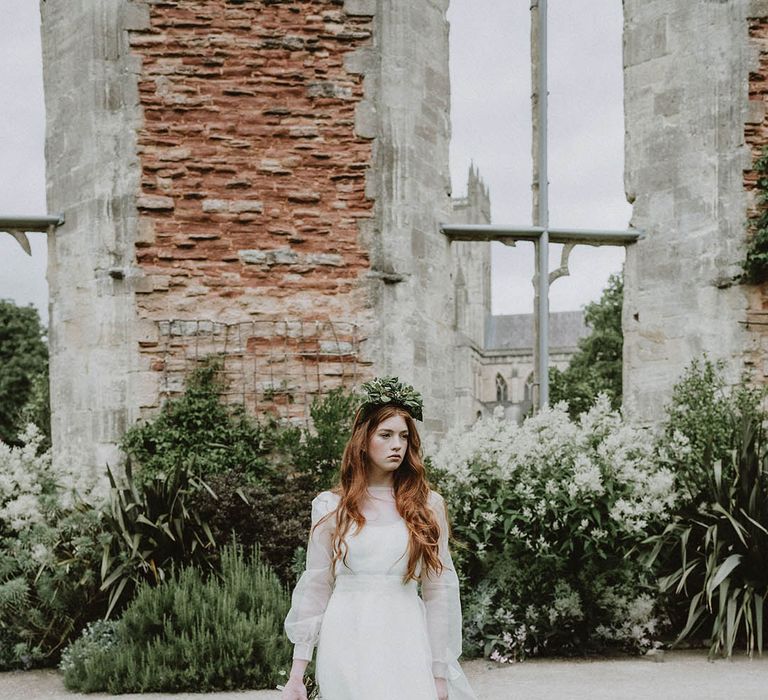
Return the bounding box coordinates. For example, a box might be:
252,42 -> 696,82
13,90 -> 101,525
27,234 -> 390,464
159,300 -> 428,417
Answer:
337,485 -> 412,577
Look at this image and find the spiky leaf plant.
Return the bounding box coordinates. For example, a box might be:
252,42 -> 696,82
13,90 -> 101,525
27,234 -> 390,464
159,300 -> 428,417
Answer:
645,409 -> 768,658
100,457 -> 217,618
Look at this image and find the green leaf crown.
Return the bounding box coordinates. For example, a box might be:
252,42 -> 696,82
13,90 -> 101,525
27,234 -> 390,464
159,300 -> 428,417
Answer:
358,376 -> 423,422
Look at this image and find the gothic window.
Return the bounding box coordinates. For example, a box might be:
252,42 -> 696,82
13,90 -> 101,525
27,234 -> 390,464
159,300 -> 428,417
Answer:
495,373 -> 508,403
524,371 -> 534,402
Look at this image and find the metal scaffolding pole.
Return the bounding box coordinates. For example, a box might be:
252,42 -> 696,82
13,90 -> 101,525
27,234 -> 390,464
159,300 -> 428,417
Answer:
440,224 -> 643,246
532,0 -> 550,409
0,214 -> 65,255
440,2 -> 643,418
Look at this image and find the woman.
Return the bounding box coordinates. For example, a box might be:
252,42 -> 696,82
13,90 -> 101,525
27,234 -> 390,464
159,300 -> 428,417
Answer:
281,377 -> 477,700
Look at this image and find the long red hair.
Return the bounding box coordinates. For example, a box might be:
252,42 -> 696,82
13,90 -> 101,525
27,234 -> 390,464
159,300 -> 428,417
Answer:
313,404 -> 446,585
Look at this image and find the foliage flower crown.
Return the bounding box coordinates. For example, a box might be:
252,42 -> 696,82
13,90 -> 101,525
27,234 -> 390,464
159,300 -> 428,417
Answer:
358,376 -> 424,422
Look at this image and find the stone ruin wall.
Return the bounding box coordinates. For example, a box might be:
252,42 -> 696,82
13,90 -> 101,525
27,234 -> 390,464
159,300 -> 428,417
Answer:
623,0 -> 762,425
42,0 -> 458,473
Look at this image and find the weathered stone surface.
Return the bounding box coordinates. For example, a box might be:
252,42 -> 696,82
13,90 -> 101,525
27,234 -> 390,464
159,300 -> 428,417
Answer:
42,0 -> 465,469
623,0 -> 753,424
137,194 -> 174,210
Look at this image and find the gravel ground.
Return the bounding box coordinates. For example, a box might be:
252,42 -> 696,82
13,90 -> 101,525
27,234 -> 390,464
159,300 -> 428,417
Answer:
3,651 -> 768,700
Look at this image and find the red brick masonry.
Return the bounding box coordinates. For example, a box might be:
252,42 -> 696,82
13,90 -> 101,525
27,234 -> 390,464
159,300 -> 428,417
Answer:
745,16 -> 768,377
128,0 -> 375,415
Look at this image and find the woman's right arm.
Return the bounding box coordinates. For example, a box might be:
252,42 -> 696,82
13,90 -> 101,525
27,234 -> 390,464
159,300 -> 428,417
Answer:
282,492 -> 337,697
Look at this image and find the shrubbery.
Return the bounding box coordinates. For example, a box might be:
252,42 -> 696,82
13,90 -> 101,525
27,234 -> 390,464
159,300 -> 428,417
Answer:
0,426 -> 107,669
0,300 -> 49,447
433,396 -> 676,660
61,541 -> 291,693
14,341 -> 768,685
98,459 -> 218,618
646,359 -> 768,657
120,358 -> 279,483
549,272 -> 623,419
49,364 -> 354,688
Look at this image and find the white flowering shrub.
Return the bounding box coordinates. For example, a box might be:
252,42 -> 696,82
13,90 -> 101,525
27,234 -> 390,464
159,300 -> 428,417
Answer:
0,426 -> 108,670
433,395 -> 676,661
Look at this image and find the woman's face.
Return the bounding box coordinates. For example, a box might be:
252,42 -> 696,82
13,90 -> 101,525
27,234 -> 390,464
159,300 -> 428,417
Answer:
367,413 -> 409,479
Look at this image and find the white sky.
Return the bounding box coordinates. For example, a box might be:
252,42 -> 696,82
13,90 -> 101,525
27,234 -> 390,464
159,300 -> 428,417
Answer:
0,0 -> 628,324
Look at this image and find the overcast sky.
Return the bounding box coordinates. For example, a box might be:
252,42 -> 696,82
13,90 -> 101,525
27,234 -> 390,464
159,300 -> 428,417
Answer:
0,0 -> 628,324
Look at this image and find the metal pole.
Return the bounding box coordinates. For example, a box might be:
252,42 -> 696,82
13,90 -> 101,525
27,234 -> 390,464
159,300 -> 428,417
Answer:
0,215 -> 65,231
440,224 -> 643,245
531,0 -> 549,411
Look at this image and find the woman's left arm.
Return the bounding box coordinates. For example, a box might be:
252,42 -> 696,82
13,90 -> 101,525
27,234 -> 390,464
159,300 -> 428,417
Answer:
421,491 -> 464,692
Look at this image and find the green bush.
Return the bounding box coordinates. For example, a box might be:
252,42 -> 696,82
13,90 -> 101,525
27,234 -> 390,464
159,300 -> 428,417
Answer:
189,467 -> 323,588
187,387 -> 359,587
120,358 -> 279,483
655,356 -> 761,506
59,619 -> 119,679
0,427 -> 107,670
0,300 -> 48,447
433,397 -> 675,661
646,407 -> 768,658
61,541 -> 292,693
99,458 -> 217,618
549,272 -> 623,419
277,386 -> 360,492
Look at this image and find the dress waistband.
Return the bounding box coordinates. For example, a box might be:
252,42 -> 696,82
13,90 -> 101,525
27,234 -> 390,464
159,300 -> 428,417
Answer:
333,573 -> 418,594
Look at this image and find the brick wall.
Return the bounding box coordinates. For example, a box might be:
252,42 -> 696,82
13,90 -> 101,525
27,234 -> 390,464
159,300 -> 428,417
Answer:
127,0 -> 376,418
744,15 -> 768,380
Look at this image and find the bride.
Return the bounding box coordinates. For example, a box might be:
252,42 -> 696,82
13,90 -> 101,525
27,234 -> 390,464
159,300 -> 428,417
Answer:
281,377 -> 477,700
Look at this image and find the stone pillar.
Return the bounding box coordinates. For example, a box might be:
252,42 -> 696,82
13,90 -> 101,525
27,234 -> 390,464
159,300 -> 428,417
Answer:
623,0 -> 753,424
361,0 -> 456,436
41,0 -> 150,474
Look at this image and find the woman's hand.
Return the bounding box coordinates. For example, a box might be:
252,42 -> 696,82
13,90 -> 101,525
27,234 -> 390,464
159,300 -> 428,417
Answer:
434,675 -> 449,700
280,676 -> 308,700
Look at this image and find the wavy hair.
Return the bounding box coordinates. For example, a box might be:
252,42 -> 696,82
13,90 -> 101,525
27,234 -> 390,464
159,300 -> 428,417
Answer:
312,404 -> 447,585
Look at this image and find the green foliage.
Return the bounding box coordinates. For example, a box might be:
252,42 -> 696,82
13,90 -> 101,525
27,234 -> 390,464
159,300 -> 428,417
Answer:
279,386 -> 360,491
120,357 -> 278,483
99,459 -> 217,619
743,147 -> 768,284
0,428 -> 107,670
184,386 -> 356,587
61,541 -> 292,693
0,299 -> 48,446
656,356 -> 761,506
188,467 -> 319,588
359,376 -> 422,421
121,371 -> 355,590
434,397 -> 674,661
20,371 -> 51,452
645,407 -> 768,658
0,503 -> 107,670
59,619 -> 119,678
549,272 -> 623,419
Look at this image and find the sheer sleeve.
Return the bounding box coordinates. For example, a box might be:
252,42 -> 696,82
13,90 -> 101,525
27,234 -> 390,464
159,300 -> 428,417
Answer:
421,491 -> 464,680
283,491 -> 337,661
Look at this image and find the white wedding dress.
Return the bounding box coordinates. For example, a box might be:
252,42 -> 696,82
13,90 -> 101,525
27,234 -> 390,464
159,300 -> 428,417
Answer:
284,485 -> 477,700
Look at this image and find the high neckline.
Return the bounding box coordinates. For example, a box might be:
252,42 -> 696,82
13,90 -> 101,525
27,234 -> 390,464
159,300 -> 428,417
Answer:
367,485 -> 394,490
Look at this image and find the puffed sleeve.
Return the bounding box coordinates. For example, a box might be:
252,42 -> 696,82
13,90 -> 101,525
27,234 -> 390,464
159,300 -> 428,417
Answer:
283,491 -> 337,661
421,491 -> 464,680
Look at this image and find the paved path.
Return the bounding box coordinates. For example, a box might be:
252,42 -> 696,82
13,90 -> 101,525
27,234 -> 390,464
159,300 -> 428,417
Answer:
3,652 -> 768,699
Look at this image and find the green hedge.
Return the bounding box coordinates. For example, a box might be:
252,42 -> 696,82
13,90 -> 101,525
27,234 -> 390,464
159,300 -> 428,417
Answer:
61,541 -> 291,693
